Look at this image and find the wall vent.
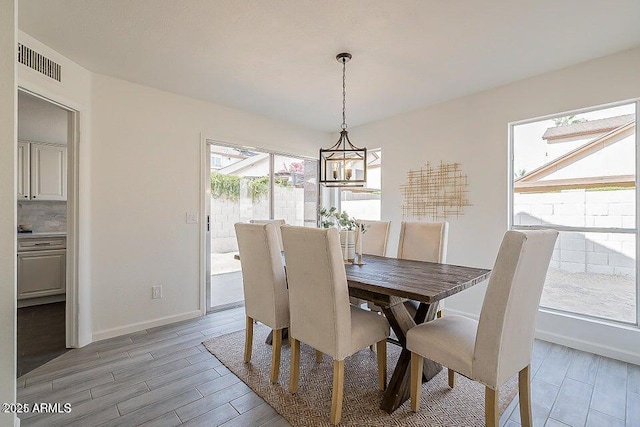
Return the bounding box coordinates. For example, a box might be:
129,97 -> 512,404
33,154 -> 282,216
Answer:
17,43 -> 61,82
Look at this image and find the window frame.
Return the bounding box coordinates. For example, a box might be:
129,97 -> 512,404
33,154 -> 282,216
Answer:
507,98 -> 640,327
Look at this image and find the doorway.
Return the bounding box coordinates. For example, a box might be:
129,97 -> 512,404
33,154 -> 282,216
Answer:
204,140 -> 318,312
16,88 -> 79,376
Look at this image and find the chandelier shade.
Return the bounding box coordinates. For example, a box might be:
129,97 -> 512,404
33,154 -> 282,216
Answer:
319,52 -> 367,187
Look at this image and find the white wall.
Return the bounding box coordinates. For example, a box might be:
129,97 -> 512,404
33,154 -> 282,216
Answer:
18,91 -> 68,144
18,29 -> 94,347
350,47 -> 640,363
90,74 -> 328,338
0,0 -> 17,423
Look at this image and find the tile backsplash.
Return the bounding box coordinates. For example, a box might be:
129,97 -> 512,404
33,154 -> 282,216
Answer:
17,201 -> 67,232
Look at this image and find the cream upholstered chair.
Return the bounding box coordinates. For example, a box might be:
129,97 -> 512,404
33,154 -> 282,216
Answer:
397,221 -> 449,317
234,222 -> 289,384
397,220 -> 448,263
407,230 -> 558,427
350,220 -> 391,308
281,226 -> 390,425
359,220 -> 391,257
249,219 -> 285,251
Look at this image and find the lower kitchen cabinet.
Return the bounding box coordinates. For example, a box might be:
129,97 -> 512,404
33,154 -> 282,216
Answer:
17,249 -> 66,299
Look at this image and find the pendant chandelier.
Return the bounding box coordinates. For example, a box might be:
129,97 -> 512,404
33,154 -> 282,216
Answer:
319,52 -> 367,187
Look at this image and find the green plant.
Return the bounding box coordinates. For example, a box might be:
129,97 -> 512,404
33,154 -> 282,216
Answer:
211,172 -> 293,202
553,115 -> 587,127
319,207 -> 367,232
211,172 -> 241,201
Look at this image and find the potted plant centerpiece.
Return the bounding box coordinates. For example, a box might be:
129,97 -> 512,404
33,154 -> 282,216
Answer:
319,207 -> 367,263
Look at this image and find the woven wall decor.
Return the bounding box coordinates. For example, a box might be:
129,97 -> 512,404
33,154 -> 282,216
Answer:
400,161 -> 471,219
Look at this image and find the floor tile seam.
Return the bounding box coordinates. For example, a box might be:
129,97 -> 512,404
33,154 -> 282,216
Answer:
52,370 -> 117,392
112,355 -> 194,381
121,387 -> 205,422
588,407 -> 626,423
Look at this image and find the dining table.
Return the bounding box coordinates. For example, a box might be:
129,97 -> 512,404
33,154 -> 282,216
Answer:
343,256 -> 490,413
236,253 -> 491,414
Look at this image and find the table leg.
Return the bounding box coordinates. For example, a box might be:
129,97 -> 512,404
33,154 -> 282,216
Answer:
265,327 -> 288,345
380,301 -> 441,414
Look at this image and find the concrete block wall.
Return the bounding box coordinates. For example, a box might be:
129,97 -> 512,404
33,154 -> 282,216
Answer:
514,189 -> 635,277
211,186 -> 304,253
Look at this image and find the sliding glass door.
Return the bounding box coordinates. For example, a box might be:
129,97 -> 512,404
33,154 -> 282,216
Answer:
207,142 -> 317,311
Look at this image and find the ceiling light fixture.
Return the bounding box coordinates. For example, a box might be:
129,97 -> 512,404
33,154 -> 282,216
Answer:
319,52 -> 367,187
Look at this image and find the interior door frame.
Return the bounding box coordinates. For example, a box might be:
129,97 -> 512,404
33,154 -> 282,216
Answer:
17,87 -> 80,348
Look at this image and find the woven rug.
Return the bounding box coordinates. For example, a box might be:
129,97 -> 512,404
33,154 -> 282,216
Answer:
203,324 -> 517,426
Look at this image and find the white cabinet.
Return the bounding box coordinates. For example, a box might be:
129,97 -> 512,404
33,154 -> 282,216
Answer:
17,249 -> 66,300
17,236 -> 66,301
18,141 -> 67,201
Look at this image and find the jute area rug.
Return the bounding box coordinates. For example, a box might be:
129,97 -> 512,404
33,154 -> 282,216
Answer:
203,324 -> 517,426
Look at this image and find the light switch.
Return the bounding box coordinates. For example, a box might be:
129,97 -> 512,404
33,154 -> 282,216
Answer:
186,212 -> 198,224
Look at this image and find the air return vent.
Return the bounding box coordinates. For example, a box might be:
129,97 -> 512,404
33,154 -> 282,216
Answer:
17,43 -> 61,82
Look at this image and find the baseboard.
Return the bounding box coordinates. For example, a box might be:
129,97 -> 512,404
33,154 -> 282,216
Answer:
443,308 -> 640,365
535,329 -> 640,365
92,310 -> 202,342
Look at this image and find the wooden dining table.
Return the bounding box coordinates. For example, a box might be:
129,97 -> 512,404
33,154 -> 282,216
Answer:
344,256 -> 490,413
237,253 -> 491,413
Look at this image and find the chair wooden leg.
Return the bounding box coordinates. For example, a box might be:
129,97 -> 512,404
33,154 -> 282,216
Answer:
289,338 -> 300,393
330,359 -> 345,425
485,387 -> 498,427
519,365 -> 533,427
376,339 -> 387,391
244,316 -> 253,363
410,352 -> 423,412
316,349 -> 323,363
269,329 -> 282,384
447,368 -> 456,388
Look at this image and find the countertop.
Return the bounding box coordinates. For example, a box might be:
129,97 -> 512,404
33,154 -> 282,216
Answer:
17,232 -> 67,239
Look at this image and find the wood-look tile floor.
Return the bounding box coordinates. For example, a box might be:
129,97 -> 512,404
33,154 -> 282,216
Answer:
16,306 -> 640,426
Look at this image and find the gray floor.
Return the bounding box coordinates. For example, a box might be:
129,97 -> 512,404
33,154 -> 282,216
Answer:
16,306 -> 640,426
17,307 -> 288,427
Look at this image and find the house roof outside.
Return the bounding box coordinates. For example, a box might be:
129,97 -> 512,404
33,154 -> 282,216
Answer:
515,120 -> 636,193
542,114 -> 635,141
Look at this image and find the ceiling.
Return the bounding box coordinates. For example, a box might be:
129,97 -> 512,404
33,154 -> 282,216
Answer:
18,0 -> 640,131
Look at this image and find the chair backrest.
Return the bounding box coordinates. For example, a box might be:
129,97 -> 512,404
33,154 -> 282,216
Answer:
397,221 -> 449,263
235,222 -> 289,330
358,220 -> 391,256
473,230 -> 558,388
249,219 -> 285,250
281,226 -> 352,360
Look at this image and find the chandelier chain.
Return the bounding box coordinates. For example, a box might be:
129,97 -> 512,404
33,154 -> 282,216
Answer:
342,59 -> 347,130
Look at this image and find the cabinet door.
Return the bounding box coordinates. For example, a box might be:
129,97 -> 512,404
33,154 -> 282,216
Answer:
17,142 -> 30,200
17,249 -> 66,299
31,143 -> 67,201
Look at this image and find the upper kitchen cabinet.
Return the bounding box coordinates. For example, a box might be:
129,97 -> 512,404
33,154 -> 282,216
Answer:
18,141 -> 67,201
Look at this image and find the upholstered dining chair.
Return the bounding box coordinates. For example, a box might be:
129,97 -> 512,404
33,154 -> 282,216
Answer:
397,221 -> 449,317
407,229 -> 558,427
359,219 -> 391,257
234,222 -> 289,384
281,226 -> 390,425
350,220 -> 391,308
249,219 -> 286,251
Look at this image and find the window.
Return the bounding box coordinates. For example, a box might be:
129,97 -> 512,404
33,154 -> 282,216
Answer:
340,149 -> 382,220
510,102 -> 638,324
